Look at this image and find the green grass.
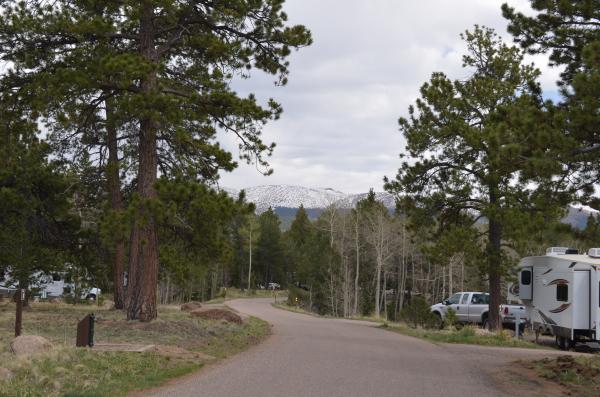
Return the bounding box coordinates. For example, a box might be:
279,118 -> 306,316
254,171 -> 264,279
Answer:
0,348 -> 200,397
382,323 -> 546,349
0,301 -> 271,396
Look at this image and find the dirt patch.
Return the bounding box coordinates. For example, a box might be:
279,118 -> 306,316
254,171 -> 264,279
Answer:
180,302 -> 202,312
496,356 -> 600,397
493,361 -> 570,397
153,345 -> 215,361
190,308 -> 242,324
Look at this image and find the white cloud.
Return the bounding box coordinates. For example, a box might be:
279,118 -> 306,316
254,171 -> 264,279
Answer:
218,0 -> 559,193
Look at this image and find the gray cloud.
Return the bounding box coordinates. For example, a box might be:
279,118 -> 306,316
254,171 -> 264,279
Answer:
218,0 -> 561,193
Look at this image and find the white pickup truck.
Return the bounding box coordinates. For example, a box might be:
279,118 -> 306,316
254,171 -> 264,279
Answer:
430,291 -> 527,329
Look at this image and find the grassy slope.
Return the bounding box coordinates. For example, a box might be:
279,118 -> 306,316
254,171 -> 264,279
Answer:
0,301 -> 270,397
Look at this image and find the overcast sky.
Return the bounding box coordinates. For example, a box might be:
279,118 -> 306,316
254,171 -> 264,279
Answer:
217,0 -> 561,194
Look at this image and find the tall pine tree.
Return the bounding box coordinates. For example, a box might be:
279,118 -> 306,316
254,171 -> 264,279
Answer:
385,27 -> 569,329
0,1 -> 311,320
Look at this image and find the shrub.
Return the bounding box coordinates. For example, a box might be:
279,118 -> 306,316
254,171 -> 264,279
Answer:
287,286 -> 309,308
400,297 -> 438,329
444,307 -> 458,329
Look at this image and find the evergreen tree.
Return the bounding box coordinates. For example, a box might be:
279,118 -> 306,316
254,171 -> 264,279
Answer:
256,208 -> 285,287
385,27 -> 569,329
503,1 -> 600,190
0,97 -> 80,296
0,1 -> 311,320
285,205 -> 312,282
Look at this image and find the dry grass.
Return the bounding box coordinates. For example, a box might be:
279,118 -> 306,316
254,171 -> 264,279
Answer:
0,300 -> 270,396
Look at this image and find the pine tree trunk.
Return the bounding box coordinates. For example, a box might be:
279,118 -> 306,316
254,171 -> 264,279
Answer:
353,215 -> 360,316
126,5 -> 159,321
105,98 -> 126,310
488,217 -> 502,330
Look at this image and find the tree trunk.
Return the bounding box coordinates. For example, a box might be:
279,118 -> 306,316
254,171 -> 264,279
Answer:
375,254 -> 382,318
353,214 -> 360,316
105,98 -> 126,310
126,5 -> 159,321
247,228 -> 252,290
488,217 -> 502,330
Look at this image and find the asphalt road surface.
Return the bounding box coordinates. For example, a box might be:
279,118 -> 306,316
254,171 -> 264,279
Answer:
147,298 -> 575,397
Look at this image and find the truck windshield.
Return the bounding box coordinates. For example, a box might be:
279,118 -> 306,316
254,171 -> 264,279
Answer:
447,293 -> 462,304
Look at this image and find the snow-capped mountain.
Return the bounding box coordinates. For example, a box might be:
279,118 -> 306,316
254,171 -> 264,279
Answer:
224,185 -> 371,213
562,204 -> 600,229
223,185 -> 397,211
340,191 -> 396,209
223,184 -> 598,231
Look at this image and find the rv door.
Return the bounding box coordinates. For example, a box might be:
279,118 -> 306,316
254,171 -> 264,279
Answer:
519,267 -> 533,300
573,270 -> 591,331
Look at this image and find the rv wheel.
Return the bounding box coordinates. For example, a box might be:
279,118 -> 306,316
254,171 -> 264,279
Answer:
556,336 -> 574,351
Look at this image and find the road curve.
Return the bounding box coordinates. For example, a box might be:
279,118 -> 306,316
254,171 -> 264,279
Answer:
146,298 -> 570,397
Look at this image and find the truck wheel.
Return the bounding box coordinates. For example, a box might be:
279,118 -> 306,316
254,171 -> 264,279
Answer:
433,312 -> 443,329
482,315 -> 490,331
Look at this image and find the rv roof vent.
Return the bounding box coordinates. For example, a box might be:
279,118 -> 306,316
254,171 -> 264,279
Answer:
589,248 -> 600,259
546,247 -> 568,256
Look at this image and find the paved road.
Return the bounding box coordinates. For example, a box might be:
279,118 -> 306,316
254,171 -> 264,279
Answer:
147,298 -> 575,397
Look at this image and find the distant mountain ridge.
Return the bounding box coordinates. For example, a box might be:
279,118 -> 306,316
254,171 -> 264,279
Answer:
223,185 -> 395,213
222,184 -> 598,230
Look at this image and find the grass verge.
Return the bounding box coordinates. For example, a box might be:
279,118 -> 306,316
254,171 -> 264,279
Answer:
205,288 -> 285,304
272,302 -> 383,323
0,301 -> 270,397
523,355 -> 600,397
381,322 -> 546,349
273,302 -> 542,349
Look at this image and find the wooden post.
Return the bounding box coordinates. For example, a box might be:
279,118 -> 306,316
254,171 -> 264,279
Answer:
15,289 -> 25,337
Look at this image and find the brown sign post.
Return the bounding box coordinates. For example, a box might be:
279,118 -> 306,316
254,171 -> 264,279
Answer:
76,314 -> 95,347
15,289 -> 25,337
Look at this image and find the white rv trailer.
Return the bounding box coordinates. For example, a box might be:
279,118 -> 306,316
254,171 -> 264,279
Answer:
518,247 -> 600,349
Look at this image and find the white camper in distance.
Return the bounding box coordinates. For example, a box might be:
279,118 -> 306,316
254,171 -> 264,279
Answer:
518,247 -> 600,349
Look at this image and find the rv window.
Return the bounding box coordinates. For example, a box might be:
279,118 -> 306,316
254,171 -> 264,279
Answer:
556,284 -> 568,302
520,270 -> 531,286
52,273 -> 61,282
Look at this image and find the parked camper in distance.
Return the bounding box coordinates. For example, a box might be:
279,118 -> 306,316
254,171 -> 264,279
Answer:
0,268 -> 101,301
518,247 -> 600,349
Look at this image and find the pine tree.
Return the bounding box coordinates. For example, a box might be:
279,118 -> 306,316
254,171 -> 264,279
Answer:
502,1 -> 600,189
0,96 -> 80,295
0,1 -> 311,320
385,27 -> 569,329
256,208 -> 285,287
285,205 -> 312,282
